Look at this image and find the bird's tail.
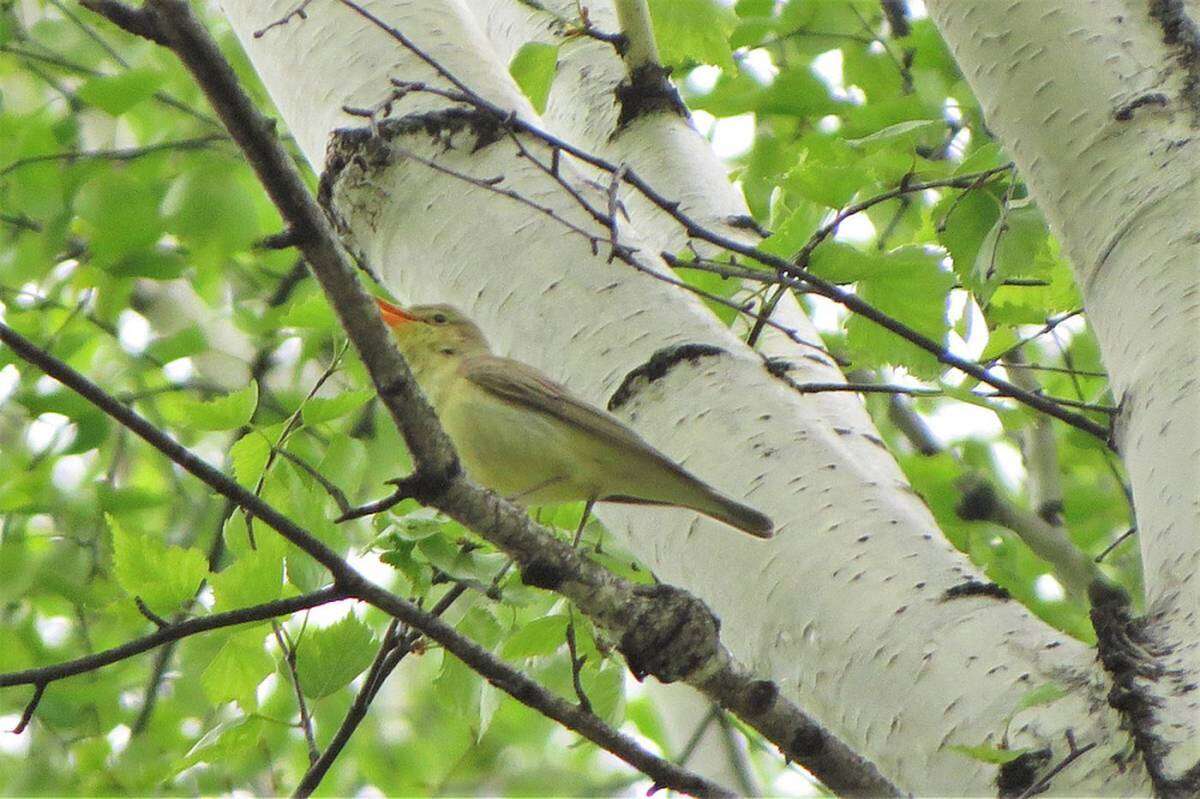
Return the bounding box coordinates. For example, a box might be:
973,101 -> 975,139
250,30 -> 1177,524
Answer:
605,484 -> 774,539
691,488 -> 774,539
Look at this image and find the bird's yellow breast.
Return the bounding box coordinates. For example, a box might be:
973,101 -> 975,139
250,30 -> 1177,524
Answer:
437,377 -> 610,504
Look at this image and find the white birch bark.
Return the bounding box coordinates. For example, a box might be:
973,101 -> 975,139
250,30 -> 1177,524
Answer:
219,0 -> 1152,792
927,0 -> 1200,784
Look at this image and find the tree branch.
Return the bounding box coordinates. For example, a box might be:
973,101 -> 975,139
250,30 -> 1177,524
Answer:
0,588 -> 344,689
0,135 -> 227,177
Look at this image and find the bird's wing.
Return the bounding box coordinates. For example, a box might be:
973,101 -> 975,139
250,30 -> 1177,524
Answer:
462,355 -> 774,538
462,355 -> 670,464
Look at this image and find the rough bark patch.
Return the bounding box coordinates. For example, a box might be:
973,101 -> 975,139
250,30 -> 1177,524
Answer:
619,583 -> 721,684
1148,0 -> 1200,120
1089,581 -> 1200,796
996,747 -> 1051,797
608,343 -> 727,411
614,63 -> 689,130
320,108 -> 504,210
941,579 -> 1011,602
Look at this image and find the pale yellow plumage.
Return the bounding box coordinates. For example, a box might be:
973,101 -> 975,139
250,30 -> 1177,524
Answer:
377,298 -> 773,539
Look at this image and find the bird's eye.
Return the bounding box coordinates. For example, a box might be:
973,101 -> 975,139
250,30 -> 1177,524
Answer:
439,347 -> 455,356
431,313 -> 448,324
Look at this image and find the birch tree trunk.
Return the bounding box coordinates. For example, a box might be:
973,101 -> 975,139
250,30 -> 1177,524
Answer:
215,0 -> 1191,793
927,0 -> 1200,790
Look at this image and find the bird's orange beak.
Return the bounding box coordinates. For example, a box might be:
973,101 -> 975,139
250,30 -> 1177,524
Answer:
376,297 -> 417,327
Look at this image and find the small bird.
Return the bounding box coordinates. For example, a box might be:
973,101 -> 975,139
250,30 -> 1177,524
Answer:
375,298 -> 773,539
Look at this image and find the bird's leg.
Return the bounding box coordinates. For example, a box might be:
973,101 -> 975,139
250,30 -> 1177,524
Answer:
572,498 -> 595,549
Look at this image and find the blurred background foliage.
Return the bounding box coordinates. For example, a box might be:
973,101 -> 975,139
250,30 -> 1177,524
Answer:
0,0 -> 1135,795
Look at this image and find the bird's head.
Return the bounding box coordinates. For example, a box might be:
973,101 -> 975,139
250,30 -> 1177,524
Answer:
375,298 -> 491,368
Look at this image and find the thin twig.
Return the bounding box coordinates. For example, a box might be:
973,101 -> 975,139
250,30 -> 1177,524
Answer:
985,310 -> 1085,365
1016,731 -> 1098,799
272,446 -> 352,513
0,135 -> 227,177
773,378 -> 1116,415
1095,527 -> 1137,563
336,487 -> 407,522
565,609 -> 592,713
272,621 -> 321,765
50,0 -> 130,66
0,588 -> 345,690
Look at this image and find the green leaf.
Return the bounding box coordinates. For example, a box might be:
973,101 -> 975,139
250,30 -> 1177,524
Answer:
759,199 -> 823,258
938,190 -> 1001,281
479,680 -> 502,739
73,171 -> 164,268
986,243 -> 1081,324
845,246 -> 954,378
785,160 -> 867,209
280,293 -> 336,330
105,248 -> 189,280
230,428 -> 273,488
301,388 -> 374,426
757,69 -> 839,117
295,614 -> 377,699
971,206 -> 1049,303
1012,682 -> 1068,715
648,0 -> 735,70
96,485 -> 166,514
433,608 -> 503,732
201,629 -> 274,711
501,614 -> 569,658
846,119 -> 944,151
955,142 -> 1005,175
583,661 -> 626,725
948,743 -> 1030,765
176,381 -> 258,431
76,69 -> 162,116
209,529 -> 285,613
145,324 -> 207,363
162,165 -> 260,265
385,509 -> 448,542
180,716 -> 266,769
418,533 -> 478,580
435,650 -> 482,723
980,326 -> 1019,362
509,43 -> 559,114
108,513 -> 208,616
809,240 -> 872,283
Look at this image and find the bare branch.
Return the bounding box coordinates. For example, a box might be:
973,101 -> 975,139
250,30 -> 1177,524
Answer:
0,135 -> 228,177
0,588 -> 344,690
272,621 -> 321,765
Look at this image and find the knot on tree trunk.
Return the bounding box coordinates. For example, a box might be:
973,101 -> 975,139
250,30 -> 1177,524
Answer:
615,63 -> 689,128
619,583 -> 721,684
608,343 -> 727,412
